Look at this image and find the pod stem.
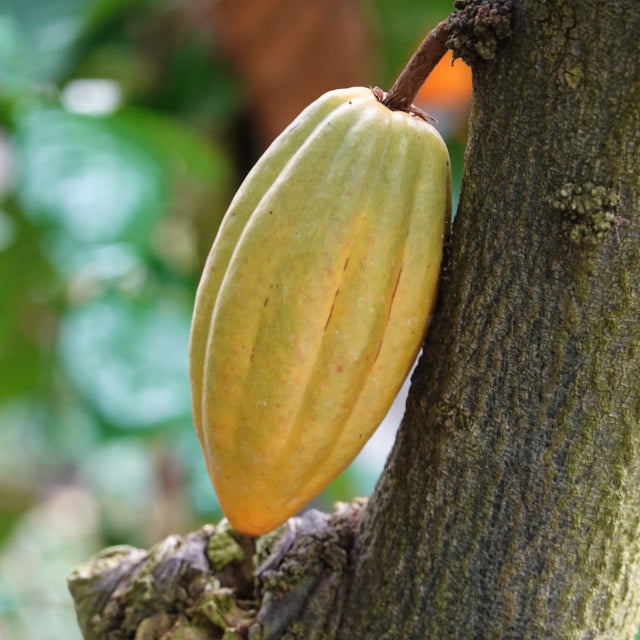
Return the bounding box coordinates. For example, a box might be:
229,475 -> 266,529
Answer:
382,19 -> 450,112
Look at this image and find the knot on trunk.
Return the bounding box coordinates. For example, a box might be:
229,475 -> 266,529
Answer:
447,0 -> 514,64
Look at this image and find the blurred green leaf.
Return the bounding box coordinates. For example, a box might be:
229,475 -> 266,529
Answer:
49,239 -> 145,283
69,42 -> 158,104
46,385 -> 103,459
159,37 -> 244,129
14,104 -> 233,278
0,202 -> 57,401
0,0 -> 87,87
0,13 -> 30,93
0,485 -> 97,640
76,437 -> 159,544
109,107 -> 233,182
84,0 -> 154,35
0,400 -> 50,469
15,106 -> 167,247
78,438 -> 154,504
0,400 -> 54,543
0,209 -> 16,249
58,292 -> 192,429
178,427 -> 221,519
0,0 -> 161,98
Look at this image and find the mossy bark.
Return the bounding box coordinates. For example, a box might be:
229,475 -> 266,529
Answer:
336,1 -> 640,638
68,1 -> 640,639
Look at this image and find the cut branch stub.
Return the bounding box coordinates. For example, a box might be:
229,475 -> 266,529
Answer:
67,504 -> 366,640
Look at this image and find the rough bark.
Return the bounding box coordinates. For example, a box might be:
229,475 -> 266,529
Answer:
68,0 -> 640,638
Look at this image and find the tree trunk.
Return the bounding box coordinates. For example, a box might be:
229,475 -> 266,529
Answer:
337,1 -> 640,637
68,1 -> 640,638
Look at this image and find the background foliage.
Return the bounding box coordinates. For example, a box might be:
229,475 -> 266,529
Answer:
0,0 -> 470,637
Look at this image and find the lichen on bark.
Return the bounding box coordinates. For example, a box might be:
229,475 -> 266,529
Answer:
67,525 -> 258,639
548,182 -> 622,242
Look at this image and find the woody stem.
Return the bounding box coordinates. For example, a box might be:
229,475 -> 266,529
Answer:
383,19 -> 451,112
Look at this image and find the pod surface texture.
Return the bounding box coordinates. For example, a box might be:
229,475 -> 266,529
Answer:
190,87 -> 451,535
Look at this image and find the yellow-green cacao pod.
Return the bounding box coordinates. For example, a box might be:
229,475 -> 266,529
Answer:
190,87 -> 451,535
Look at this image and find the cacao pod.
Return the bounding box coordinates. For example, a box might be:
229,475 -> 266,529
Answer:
190,87 -> 451,535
